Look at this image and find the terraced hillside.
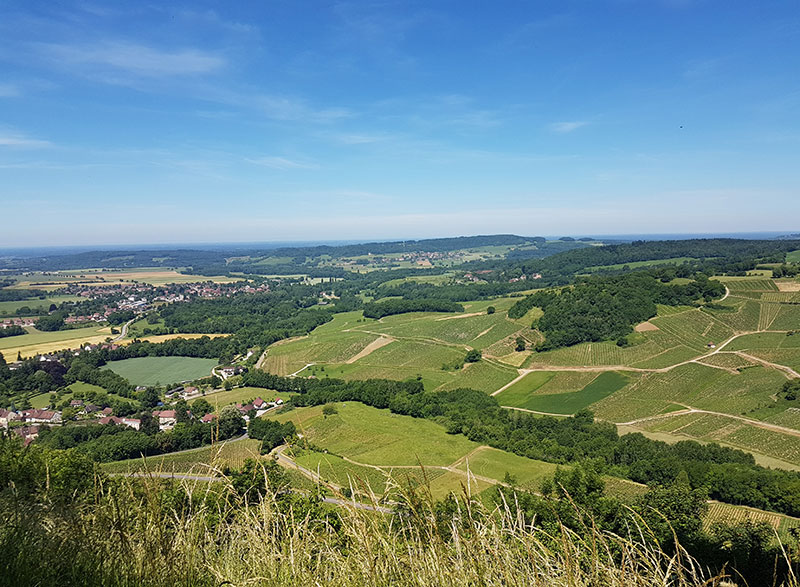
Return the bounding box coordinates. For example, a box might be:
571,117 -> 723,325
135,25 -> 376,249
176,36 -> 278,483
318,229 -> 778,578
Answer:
256,275 -> 800,469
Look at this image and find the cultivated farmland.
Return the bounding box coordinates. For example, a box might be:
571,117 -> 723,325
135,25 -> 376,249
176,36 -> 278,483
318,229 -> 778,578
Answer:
103,356 -> 219,386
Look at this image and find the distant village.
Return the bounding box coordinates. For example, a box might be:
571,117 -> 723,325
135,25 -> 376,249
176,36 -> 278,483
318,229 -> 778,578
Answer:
0,393 -> 284,446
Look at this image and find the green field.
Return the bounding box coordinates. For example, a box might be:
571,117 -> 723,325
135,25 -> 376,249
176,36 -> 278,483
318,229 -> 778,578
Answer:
787,250 -> 800,263
498,371 -> 629,414
0,295 -> 82,317
454,446 -> 558,491
103,356 -> 218,386
274,402 -> 478,467
262,303 -> 527,393
253,274 -> 800,468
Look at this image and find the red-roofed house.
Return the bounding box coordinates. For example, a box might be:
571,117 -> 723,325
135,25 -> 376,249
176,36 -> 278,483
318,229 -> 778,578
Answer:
201,413 -> 217,424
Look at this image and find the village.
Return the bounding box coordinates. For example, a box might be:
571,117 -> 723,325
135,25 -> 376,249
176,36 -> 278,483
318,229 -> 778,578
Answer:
0,393 -> 285,445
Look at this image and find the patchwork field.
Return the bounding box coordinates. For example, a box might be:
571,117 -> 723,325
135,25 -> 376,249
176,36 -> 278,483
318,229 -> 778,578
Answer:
251,275 -> 800,468
497,371 -> 630,414
0,324 -> 113,361
10,268 -> 239,289
262,306 -> 524,393
103,356 -> 219,386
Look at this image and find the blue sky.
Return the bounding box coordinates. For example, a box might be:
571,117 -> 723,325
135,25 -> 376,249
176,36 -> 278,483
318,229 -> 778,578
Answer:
1,1 -> 799,246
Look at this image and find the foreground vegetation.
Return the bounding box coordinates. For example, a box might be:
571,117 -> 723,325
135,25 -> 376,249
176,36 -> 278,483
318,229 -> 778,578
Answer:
3,435 -> 799,586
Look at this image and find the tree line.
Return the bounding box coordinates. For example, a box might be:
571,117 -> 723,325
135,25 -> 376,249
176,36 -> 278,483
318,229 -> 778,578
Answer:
241,370 -> 800,517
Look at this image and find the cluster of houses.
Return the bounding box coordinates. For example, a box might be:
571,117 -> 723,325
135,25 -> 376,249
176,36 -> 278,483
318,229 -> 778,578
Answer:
0,394 -> 286,446
218,365 -> 248,380
1,408 -> 63,445
1,317 -> 37,328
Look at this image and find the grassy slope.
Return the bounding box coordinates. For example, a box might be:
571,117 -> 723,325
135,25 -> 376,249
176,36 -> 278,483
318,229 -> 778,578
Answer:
275,402 -> 478,467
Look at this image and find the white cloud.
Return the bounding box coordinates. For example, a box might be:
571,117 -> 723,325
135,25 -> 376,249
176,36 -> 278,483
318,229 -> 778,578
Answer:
38,41 -> 225,77
245,156 -> 317,170
0,133 -> 51,148
549,121 -> 588,134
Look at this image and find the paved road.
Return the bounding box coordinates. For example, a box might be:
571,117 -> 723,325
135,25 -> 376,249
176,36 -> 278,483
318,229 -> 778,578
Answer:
112,318 -> 136,342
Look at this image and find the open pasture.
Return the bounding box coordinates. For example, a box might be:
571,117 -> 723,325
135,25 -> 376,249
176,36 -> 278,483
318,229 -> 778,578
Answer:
787,251 -> 800,263
103,356 -> 218,386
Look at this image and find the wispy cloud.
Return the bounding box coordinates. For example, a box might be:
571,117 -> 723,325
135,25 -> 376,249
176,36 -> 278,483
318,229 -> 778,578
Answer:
0,132 -> 51,148
549,121 -> 588,134
37,41 -> 225,77
0,84 -> 20,98
245,156 -> 318,170
334,133 -> 394,145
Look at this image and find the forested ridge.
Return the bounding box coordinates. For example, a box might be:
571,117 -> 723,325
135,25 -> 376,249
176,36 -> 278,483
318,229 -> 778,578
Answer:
508,271 -> 725,349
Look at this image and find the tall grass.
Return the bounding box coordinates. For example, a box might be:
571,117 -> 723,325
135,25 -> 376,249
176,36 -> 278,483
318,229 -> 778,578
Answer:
2,462 -> 786,586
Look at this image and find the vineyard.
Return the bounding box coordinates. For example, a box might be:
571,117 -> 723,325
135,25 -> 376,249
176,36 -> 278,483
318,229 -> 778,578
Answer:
721,278 -> 780,292
650,309 -> 734,351
102,438 -> 263,475
704,502 -> 800,542
702,299 -> 761,332
696,352 -> 757,371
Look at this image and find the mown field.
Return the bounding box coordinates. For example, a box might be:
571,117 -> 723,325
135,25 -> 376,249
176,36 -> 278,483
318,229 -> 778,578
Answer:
0,324 -> 113,361
9,268 -> 238,289
103,356 -> 219,386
